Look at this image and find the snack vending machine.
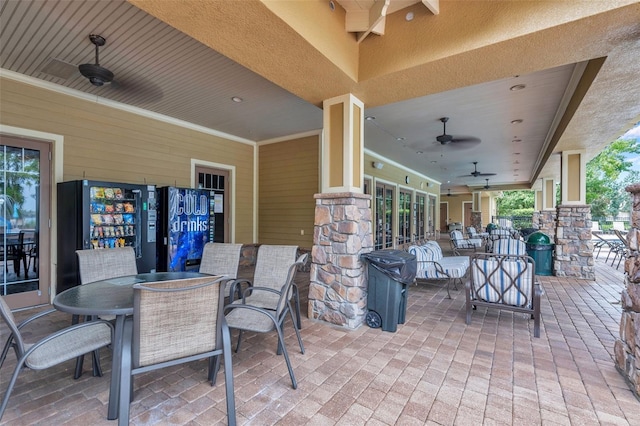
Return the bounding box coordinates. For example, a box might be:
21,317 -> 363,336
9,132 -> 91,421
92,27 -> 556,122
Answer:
56,180 -> 157,292
156,187 -> 210,272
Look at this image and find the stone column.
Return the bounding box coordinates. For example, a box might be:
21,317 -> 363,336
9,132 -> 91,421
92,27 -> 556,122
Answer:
471,211 -> 482,232
308,192 -> 373,329
532,210 -> 555,234
615,183 -> 640,399
553,204 -> 594,279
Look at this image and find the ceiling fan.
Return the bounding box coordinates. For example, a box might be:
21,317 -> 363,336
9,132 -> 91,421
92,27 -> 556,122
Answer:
79,34 -> 114,86
460,162 -> 497,178
444,189 -> 458,197
483,179 -> 491,190
435,117 -> 481,148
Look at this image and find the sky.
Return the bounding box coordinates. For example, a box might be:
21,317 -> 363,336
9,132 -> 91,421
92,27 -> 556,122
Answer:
621,123 -> 640,172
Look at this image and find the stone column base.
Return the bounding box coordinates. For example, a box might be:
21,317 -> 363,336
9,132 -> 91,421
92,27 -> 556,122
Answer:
308,192 -> 373,329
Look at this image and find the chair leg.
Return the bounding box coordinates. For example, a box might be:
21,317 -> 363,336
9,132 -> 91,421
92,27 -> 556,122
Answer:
287,306 -> 304,354
0,357 -> 27,419
293,285 -> 302,330
221,324 -> 237,426
274,324 -> 297,389
118,318 -> 134,426
208,355 -> 221,385
234,330 -> 243,353
91,349 -> 102,377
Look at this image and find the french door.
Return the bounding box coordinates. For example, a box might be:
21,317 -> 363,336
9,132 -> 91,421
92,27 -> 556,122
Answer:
0,135 -> 50,309
375,183 -> 394,250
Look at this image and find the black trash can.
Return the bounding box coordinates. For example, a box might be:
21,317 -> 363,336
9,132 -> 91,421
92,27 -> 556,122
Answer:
361,250 -> 416,332
526,232 -> 554,276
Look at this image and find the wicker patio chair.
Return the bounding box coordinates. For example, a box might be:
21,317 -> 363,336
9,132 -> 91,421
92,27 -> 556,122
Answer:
466,253 -> 542,338
199,242 -> 243,298
118,275 -> 235,426
224,253 -> 307,389
0,296 -> 112,419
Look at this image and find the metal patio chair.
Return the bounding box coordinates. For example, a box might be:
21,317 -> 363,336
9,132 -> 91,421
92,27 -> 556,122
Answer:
74,247 -> 137,378
224,253 -> 307,389
0,296 -> 112,420
199,242 -> 243,298
467,253 -> 542,338
118,275 -> 235,426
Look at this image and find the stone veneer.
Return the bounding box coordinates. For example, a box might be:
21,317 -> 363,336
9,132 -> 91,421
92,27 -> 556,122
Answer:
553,204 -> 595,279
615,183 -> 640,399
470,211 -> 482,233
532,210 -> 556,238
308,192 -> 373,329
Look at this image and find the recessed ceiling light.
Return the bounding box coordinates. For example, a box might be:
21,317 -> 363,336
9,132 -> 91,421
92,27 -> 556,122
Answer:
514,152 -> 521,155
397,137 -> 405,141
365,116 -> 375,121
514,160 -> 520,164
512,139 -> 522,143
416,151 -> 423,154
511,119 -> 523,124
430,160 -> 437,164
510,84 -> 526,91
231,96 -> 243,103
405,11 -> 414,21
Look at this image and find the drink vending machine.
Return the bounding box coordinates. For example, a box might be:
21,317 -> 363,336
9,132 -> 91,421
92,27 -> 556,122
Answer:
156,187 -> 211,272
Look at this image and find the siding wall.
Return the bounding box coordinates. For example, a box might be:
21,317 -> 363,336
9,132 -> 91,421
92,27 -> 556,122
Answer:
0,77 -> 256,243
258,135 -> 320,248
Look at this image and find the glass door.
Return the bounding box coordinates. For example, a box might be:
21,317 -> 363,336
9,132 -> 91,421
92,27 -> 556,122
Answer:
375,183 -> 394,250
0,136 -> 50,308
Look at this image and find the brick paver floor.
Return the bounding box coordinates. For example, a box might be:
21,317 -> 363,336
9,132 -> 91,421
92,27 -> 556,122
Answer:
1,246 -> 639,425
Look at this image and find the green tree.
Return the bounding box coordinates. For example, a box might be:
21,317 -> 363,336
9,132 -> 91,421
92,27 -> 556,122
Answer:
586,138 -> 640,218
496,190 -> 535,216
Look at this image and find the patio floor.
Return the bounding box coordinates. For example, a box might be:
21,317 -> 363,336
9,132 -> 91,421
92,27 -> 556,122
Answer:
1,245 -> 639,425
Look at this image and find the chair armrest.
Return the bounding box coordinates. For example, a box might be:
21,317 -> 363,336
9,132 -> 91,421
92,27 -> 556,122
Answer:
228,278 -> 253,302
239,286 -> 281,302
16,308 -> 57,330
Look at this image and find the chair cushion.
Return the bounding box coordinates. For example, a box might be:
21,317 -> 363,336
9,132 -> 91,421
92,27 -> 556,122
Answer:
471,258 -> 533,308
409,245 -> 468,279
493,238 -> 526,256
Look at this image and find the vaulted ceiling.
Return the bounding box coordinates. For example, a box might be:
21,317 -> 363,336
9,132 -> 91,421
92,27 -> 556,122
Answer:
1,0 -> 639,194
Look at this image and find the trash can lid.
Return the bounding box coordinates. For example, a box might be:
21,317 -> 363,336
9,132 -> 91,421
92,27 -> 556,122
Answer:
486,223 -> 497,231
527,231 -> 551,245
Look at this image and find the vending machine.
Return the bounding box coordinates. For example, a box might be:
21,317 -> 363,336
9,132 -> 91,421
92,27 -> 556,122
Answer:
56,180 -> 157,292
156,187 -> 211,272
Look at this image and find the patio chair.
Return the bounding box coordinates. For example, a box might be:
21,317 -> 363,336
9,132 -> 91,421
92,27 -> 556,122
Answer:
74,247 -> 137,379
612,229 -> 629,269
466,226 -> 489,240
450,230 -> 483,256
0,296 -> 113,419
118,275 -> 235,426
466,253 -> 542,338
224,253 -> 307,389
408,241 -> 469,299
228,245 -> 304,330
492,238 -> 527,257
199,242 -> 243,298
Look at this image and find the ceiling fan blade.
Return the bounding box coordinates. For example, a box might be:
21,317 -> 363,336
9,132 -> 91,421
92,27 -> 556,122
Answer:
476,172 -> 497,176
450,136 -> 481,144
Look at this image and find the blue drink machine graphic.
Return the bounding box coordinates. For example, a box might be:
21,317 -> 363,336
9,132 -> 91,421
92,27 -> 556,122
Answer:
156,187 -> 211,272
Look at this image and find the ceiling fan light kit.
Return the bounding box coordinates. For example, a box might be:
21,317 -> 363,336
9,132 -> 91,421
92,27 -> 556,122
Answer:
79,34 -> 114,86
